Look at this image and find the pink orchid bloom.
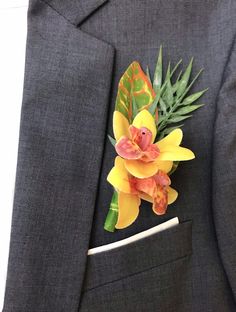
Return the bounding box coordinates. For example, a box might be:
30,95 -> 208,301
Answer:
115,125 -> 160,162
130,170 -> 171,215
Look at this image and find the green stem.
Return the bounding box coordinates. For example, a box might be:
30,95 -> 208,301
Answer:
104,190 -> 119,232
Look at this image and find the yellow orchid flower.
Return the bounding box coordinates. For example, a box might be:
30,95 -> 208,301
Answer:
107,156 -> 178,229
113,109 -> 195,179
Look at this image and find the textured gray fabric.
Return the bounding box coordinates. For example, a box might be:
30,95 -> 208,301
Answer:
2,1 -> 114,311
2,0 -> 236,311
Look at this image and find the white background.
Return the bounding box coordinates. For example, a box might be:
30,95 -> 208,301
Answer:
0,0 -> 28,308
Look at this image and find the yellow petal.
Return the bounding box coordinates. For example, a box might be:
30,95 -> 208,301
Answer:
154,160 -> 173,173
167,186 -> 178,204
158,145 -> 195,161
132,109 -> 157,143
115,192 -> 141,229
156,128 -> 183,150
113,111 -> 130,141
124,159 -> 158,178
107,156 -> 131,193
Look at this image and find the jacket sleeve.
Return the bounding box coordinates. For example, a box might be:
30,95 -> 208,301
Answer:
212,34 -> 236,301
2,1 -> 114,311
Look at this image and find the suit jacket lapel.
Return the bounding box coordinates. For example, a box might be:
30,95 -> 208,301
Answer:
3,1 -> 114,311
44,0 -> 109,25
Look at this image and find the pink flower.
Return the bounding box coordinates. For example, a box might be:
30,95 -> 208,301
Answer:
115,125 -> 160,162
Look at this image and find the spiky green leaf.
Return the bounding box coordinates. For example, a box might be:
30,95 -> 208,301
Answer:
162,124 -> 184,135
174,104 -> 204,115
172,70 -> 182,93
156,124 -> 184,139
181,89 -> 208,105
148,91 -> 161,115
153,46 -> 162,93
167,115 -> 192,124
163,62 -> 171,83
146,66 -> 152,85
108,135 -> 116,146
162,64 -> 174,107
170,59 -> 182,77
159,97 -> 168,114
177,69 -> 204,103
157,114 -> 165,125
176,58 -> 193,98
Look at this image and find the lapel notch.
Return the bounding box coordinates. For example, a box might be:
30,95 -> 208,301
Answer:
44,0 -> 109,26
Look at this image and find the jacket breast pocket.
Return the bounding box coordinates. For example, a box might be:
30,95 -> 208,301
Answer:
80,220 -> 192,312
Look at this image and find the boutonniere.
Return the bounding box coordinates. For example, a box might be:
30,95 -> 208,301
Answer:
104,46 -> 207,232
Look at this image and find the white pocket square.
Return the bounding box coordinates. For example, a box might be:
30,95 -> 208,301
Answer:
88,217 -> 179,255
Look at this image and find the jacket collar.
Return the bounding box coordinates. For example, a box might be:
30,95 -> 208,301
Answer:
45,0 -> 108,25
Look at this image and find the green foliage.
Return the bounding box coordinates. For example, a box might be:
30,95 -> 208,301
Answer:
146,66 -> 152,84
153,45 -> 163,93
148,47 -> 208,139
161,125 -> 184,138
115,62 -> 155,122
108,135 -> 116,146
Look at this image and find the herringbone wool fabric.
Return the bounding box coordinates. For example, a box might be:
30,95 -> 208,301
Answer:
2,0 -> 236,311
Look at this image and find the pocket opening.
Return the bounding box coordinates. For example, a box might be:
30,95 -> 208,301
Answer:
83,220 -> 192,291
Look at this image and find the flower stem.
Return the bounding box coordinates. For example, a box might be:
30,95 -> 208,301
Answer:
104,190 -> 119,232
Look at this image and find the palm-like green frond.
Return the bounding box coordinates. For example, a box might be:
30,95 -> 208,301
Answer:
148,48 -> 208,139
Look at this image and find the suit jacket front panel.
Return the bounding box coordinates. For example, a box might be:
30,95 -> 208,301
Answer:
3,1 -> 115,311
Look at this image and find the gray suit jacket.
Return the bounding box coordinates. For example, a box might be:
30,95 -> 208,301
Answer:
2,0 -> 236,311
